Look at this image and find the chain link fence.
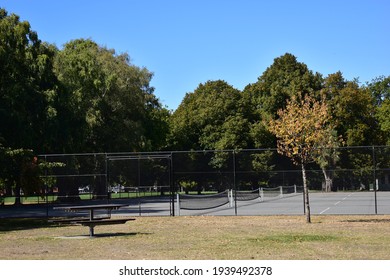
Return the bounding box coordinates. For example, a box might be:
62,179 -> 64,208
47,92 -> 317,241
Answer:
1,146 -> 390,217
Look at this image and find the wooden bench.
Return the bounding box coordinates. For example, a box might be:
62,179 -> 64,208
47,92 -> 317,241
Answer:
49,217 -> 108,224
77,218 -> 135,237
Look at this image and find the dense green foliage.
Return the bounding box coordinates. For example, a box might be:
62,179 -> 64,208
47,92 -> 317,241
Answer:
0,9 -> 169,200
169,80 -> 251,151
54,38 -> 170,153
0,9 -> 57,152
1,8 -> 389,199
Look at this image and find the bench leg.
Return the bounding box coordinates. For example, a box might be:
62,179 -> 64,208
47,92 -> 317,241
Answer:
89,225 -> 95,237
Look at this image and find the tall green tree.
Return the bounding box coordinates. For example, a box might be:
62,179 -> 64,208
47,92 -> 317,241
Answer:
243,53 -> 323,152
54,39 -> 169,153
169,80 -> 251,190
169,80 -> 251,152
321,73 -> 380,190
376,100 -> 390,145
322,72 -> 378,146
52,39 -> 170,199
242,54 -> 324,188
0,9 -> 60,201
367,75 -> 390,106
0,8 -> 58,152
244,53 -> 323,119
367,76 -> 390,144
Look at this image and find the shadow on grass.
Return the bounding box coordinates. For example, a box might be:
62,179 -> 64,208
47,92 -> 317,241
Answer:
56,232 -> 153,239
343,218 -> 390,223
0,218 -> 55,232
94,232 -> 152,238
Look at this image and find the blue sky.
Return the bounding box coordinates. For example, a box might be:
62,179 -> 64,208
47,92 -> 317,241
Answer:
2,0 -> 389,110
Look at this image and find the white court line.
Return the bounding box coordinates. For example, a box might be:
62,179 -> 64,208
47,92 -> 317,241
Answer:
329,193 -> 353,211
342,193 -> 353,200
320,207 -> 330,214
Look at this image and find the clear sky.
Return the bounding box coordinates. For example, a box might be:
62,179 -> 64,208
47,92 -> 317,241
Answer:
2,0 -> 389,110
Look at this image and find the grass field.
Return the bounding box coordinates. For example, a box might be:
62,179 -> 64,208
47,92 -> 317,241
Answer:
1,215 -> 390,260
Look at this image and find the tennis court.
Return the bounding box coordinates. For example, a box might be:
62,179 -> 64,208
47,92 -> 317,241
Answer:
175,191 -> 390,216
4,148 -> 381,219
1,191 -> 389,218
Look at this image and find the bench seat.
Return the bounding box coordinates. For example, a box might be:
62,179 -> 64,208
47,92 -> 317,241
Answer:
79,218 -> 135,226
48,217 -> 108,224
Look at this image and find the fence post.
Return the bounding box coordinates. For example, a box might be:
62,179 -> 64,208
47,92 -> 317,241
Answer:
373,146 -> 378,214
45,155 -> 49,218
105,153 -> 110,202
176,193 -> 180,216
233,150 -> 237,216
170,153 -> 175,217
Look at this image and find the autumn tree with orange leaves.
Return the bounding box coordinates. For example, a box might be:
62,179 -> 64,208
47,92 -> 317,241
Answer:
268,94 -> 336,223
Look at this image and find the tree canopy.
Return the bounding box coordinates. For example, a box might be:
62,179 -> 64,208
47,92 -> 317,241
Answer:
169,80 -> 251,151
244,53 -> 323,119
54,38 -> 169,153
0,9 -> 57,152
0,9 -> 170,199
0,9 -> 170,155
268,94 -> 335,223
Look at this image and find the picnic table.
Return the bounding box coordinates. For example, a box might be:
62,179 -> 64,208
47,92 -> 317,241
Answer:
52,204 -> 134,237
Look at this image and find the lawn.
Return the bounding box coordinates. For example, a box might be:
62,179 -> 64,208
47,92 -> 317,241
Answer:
1,215 -> 390,260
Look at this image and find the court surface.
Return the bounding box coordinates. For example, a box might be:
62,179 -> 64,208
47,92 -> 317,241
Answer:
174,191 -> 390,216
1,191 -> 389,218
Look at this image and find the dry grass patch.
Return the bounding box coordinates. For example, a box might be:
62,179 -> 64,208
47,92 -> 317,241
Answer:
1,215 -> 390,259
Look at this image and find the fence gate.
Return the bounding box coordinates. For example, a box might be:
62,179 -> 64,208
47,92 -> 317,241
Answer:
106,153 -> 174,216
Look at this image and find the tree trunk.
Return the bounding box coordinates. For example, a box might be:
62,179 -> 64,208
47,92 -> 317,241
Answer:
301,163 -> 311,223
14,181 -> 21,205
322,168 -> 333,192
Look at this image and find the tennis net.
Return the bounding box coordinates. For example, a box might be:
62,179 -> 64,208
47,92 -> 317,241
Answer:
260,185 -> 303,201
176,185 -> 303,214
235,189 -> 261,201
177,190 -> 231,210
